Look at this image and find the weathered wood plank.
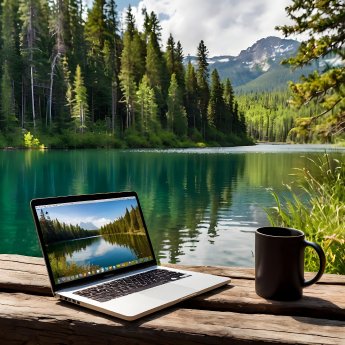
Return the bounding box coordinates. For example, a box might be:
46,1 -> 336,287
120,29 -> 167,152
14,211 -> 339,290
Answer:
0,255 -> 344,321
166,264 -> 345,285
182,279 -> 345,321
0,292 -> 344,345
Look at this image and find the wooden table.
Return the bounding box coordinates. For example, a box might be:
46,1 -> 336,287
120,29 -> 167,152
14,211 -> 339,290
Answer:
0,254 -> 344,344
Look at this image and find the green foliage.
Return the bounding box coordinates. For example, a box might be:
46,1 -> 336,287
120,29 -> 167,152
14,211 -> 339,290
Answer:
0,0 -> 249,148
167,73 -> 187,137
136,75 -> 159,134
39,209 -> 99,244
237,90 -> 323,142
72,65 -> 89,132
100,206 -> 145,235
267,154 -> 345,274
48,253 -> 100,282
276,0 -> 345,138
23,131 -> 43,148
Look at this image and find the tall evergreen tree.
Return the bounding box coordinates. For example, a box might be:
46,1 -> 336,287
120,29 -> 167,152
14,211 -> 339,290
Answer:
84,0 -> 108,123
145,11 -> 168,124
68,0 -> 85,73
72,64 -> 88,132
208,69 -> 224,130
104,0 -> 121,134
19,0 -> 51,129
167,73 -> 187,136
174,41 -> 185,91
277,0 -> 345,139
185,60 -> 199,130
0,0 -> 19,129
196,40 -> 210,138
136,74 -> 158,134
223,78 -> 234,132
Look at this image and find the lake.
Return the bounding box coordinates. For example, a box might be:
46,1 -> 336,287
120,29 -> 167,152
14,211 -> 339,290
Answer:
1,144 -> 344,267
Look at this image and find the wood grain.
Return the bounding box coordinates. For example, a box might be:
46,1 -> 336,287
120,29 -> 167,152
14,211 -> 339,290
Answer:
0,292 -> 344,345
1,254 -> 345,344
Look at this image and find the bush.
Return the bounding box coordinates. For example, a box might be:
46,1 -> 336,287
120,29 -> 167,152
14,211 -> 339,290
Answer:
124,129 -> 149,148
267,154 -> 345,274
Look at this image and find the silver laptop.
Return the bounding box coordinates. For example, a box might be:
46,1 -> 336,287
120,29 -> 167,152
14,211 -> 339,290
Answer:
31,192 -> 230,320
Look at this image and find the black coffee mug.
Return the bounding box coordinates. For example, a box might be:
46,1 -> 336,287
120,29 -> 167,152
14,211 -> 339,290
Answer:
255,227 -> 326,300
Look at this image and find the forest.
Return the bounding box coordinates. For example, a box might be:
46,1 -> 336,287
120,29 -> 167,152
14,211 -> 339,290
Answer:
99,206 -> 145,235
39,209 -> 99,244
0,0 -> 249,148
237,90 -> 324,143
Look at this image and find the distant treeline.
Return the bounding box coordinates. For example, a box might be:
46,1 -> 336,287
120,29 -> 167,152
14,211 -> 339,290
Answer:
100,206 -> 145,235
39,209 -> 99,244
237,90 -> 323,143
0,0 -> 249,148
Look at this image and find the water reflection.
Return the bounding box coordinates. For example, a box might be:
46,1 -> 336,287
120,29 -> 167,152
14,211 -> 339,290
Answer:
0,147 -> 343,267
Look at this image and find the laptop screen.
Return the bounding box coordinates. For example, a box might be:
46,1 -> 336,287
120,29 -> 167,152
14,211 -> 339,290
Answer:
33,195 -> 154,285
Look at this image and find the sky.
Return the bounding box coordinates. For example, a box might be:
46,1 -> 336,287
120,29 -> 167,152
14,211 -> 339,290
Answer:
38,197 -> 139,230
86,0 -> 296,57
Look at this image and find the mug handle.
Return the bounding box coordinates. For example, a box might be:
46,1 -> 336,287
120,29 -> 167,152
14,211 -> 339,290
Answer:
303,240 -> 326,287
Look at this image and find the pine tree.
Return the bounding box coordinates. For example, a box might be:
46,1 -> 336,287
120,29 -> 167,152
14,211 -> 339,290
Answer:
145,11 -> 168,124
84,0 -> 108,123
208,69 -> 224,130
19,0 -> 51,130
0,0 -> 18,129
167,73 -> 187,136
175,41 -> 185,91
185,60 -> 199,130
136,75 -> 158,134
277,0 -> 345,139
223,78 -> 234,132
68,0 -> 85,74
165,34 -> 175,78
196,40 -> 210,138
119,7 -> 146,130
119,31 -> 137,129
1,62 -> 17,129
104,0 -> 121,134
72,65 -> 88,132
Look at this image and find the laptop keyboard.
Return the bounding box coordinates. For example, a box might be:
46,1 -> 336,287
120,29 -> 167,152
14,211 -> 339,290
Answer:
74,269 -> 191,303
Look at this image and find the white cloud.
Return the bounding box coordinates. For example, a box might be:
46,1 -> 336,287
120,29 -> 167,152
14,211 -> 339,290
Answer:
124,0 -> 294,57
55,215 -> 112,229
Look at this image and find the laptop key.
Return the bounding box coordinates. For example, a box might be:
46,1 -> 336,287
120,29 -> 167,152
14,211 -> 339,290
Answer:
74,269 -> 191,303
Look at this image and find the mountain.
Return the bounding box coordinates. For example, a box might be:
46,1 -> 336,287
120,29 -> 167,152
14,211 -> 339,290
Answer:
185,36 -> 313,92
79,221 -> 99,230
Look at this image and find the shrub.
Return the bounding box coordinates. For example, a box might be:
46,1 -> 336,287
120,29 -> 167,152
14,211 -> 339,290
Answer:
267,154 -> 345,274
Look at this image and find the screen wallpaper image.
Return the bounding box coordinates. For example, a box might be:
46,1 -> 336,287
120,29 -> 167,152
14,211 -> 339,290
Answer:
36,197 -> 153,284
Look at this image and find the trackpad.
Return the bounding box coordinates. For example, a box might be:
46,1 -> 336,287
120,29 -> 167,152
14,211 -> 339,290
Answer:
139,283 -> 197,301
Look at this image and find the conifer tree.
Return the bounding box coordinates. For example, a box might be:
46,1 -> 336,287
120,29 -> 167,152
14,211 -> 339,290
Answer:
277,0 -> 345,139
0,0 -> 18,129
72,64 -> 88,132
208,69 -> 224,130
1,62 -> 17,129
165,34 -> 175,78
68,0 -> 85,73
196,40 -> 210,138
185,60 -> 199,130
223,78 -> 234,132
167,73 -> 187,136
84,0 -> 108,123
104,0 -> 121,134
136,75 -> 158,134
174,41 -> 185,91
145,11 -> 168,123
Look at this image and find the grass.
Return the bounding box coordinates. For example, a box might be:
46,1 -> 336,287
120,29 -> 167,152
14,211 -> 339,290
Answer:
266,154 -> 345,274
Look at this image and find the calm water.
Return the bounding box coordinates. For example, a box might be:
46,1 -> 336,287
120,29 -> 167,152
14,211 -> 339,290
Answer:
49,234 -> 151,268
1,144 -> 344,267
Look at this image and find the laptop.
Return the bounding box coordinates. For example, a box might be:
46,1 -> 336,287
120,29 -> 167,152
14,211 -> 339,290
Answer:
31,191 -> 230,321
